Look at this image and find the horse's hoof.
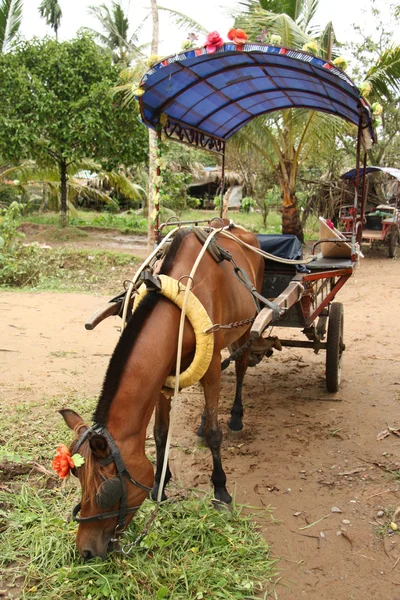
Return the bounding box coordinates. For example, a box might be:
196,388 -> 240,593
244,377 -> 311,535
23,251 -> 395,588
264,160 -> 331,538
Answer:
227,427 -> 243,440
212,498 -> 233,512
151,489 -> 168,502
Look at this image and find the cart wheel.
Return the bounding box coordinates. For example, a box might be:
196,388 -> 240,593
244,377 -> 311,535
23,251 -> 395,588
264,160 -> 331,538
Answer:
326,302 -> 344,393
388,229 -> 399,258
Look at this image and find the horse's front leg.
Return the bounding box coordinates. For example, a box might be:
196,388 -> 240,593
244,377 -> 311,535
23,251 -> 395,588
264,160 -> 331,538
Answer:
152,391 -> 172,502
201,357 -> 231,504
228,347 -> 249,432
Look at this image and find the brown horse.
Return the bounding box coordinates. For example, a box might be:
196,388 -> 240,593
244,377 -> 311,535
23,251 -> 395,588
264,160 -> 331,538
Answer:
60,226 -> 264,559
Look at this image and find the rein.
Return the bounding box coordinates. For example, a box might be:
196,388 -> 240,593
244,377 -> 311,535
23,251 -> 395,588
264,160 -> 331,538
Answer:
71,425 -> 152,535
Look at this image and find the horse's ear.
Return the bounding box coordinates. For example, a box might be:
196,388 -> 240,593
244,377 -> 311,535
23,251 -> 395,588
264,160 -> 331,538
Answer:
89,434 -> 111,459
59,409 -> 87,432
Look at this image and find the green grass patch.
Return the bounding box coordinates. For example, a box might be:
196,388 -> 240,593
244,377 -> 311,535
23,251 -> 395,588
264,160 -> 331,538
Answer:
0,246 -> 140,294
0,396 -> 277,599
21,210 -> 148,235
0,486 -> 276,600
19,208 -> 320,240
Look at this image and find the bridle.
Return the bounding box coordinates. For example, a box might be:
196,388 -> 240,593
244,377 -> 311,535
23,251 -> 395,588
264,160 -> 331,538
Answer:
71,424 -> 153,535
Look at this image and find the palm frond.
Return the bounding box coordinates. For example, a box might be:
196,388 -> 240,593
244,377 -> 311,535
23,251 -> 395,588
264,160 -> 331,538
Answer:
0,0 -> 23,53
237,8 -> 310,49
364,45 -> 400,100
158,6 -> 208,36
297,0 -> 319,32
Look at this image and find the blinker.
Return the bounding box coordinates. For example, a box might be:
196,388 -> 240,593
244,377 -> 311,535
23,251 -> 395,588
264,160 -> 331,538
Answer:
96,477 -> 123,509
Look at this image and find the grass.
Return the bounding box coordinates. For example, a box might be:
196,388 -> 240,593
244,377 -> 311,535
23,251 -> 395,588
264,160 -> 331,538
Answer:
20,210 -> 148,235
0,395 -> 277,600
0,246 -> 141,294
18,208 -> 320,240
0,486 -> 277,600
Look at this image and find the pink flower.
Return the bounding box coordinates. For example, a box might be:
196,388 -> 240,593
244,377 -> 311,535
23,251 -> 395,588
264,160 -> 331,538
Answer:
205,31 -> 224,54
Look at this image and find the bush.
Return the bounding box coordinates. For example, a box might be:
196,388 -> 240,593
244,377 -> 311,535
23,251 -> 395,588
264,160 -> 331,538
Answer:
241,196 -> 256,213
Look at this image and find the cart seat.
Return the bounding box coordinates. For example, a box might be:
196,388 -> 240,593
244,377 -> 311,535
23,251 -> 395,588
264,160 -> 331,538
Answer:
307,254 -> 354,271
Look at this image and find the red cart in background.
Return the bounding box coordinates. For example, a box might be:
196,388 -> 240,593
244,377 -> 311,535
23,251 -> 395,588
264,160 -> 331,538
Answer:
339,166 -> 400,258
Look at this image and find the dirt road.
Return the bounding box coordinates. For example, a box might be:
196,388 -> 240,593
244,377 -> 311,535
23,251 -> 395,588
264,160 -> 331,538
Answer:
1,249 -> 400,599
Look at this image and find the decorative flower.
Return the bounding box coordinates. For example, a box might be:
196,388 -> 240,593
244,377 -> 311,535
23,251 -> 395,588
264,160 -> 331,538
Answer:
302,40 -> 318,54
270,34 -> 282,45
257,29 -> 268,42
227,28 -> 248,46
371,102 -> 383,116
146,54 -> 160,67
52,444 -> 74,478
332,56 -> 348,70
374,117 -> 382,127
133,87 -> 145,97
359,81 -> 372,98
159,112 -> 168,127
183,32 -> 199,49
205,31 -> 224,54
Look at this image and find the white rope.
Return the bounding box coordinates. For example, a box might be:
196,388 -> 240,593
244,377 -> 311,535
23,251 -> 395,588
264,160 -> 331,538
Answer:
220,228 -> 317,265
156,225 -> 227,502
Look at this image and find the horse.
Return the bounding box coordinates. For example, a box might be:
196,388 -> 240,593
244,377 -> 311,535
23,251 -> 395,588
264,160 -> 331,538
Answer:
59,225 -> 264,560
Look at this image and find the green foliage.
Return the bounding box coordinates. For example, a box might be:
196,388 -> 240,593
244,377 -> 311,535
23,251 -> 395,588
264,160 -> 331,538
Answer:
0,200 -> 23,248
160,170 -> 193,213
0,34 -> 148,220
241,196 -> 256,213
0,244 -> 139,291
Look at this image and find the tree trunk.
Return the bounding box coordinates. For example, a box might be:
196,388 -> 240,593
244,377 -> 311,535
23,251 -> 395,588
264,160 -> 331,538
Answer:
59,158 -> 68,228
281,180 -> 304,243
147,0 -> 159,252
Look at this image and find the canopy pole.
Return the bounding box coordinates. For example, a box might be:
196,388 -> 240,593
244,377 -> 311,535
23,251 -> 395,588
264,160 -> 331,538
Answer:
352,113 -> 363,259
155,128 -> 162,244
219,151 -> 226,219
360,150 -> 368,234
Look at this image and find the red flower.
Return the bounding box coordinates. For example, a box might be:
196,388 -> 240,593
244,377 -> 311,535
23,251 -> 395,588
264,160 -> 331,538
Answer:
52,444 -> 74,478
326,219 -> 335,230
227,28 -> 248,46
205,31 -> 224,54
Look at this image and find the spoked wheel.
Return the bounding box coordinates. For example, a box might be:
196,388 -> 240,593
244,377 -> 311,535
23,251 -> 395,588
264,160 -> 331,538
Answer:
326,302 -> 345,393
388,228 -> 399,258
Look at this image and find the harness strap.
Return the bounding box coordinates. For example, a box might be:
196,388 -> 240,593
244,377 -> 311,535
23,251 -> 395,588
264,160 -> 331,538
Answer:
192,226 -> 233,263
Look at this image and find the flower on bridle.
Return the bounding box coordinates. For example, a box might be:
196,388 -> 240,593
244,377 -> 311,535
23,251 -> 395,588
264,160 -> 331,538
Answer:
227,28 -> 248,46
52,444 -> 85,479
205,31 -> 224,54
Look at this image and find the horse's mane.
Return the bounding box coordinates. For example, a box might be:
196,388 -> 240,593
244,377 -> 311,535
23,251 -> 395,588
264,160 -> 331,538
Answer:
92,228 -> 191,425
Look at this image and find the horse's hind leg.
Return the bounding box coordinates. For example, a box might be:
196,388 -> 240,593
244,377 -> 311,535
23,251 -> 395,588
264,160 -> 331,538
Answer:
152,392 -> 172,502
201,359 -> 231,504
228,349 -> 249,432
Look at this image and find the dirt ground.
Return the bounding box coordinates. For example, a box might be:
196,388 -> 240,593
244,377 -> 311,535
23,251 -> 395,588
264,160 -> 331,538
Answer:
1,242 -> 400,599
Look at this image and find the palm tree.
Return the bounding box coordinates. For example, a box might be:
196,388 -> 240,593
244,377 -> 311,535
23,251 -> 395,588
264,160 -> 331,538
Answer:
0,0 -> 23,53
38,0 -> 62,40
86,1 -> 147,66
233,0 -> 400,240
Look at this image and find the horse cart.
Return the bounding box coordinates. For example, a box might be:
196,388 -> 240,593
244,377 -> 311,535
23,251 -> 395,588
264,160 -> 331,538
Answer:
339,166 -> 400,258
60,41 -> 377,559
88,42 -> 376,393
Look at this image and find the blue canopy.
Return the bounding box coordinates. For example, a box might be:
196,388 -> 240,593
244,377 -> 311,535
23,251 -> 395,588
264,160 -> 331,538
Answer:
139,43 -> 376,153
342,166 -> 400,181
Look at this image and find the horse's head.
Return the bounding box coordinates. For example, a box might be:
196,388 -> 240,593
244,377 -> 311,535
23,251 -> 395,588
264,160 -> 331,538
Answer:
59,409 -> 153,560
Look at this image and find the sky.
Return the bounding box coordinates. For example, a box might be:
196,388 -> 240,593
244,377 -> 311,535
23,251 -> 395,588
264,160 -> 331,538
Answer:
20,0 -> 399,58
